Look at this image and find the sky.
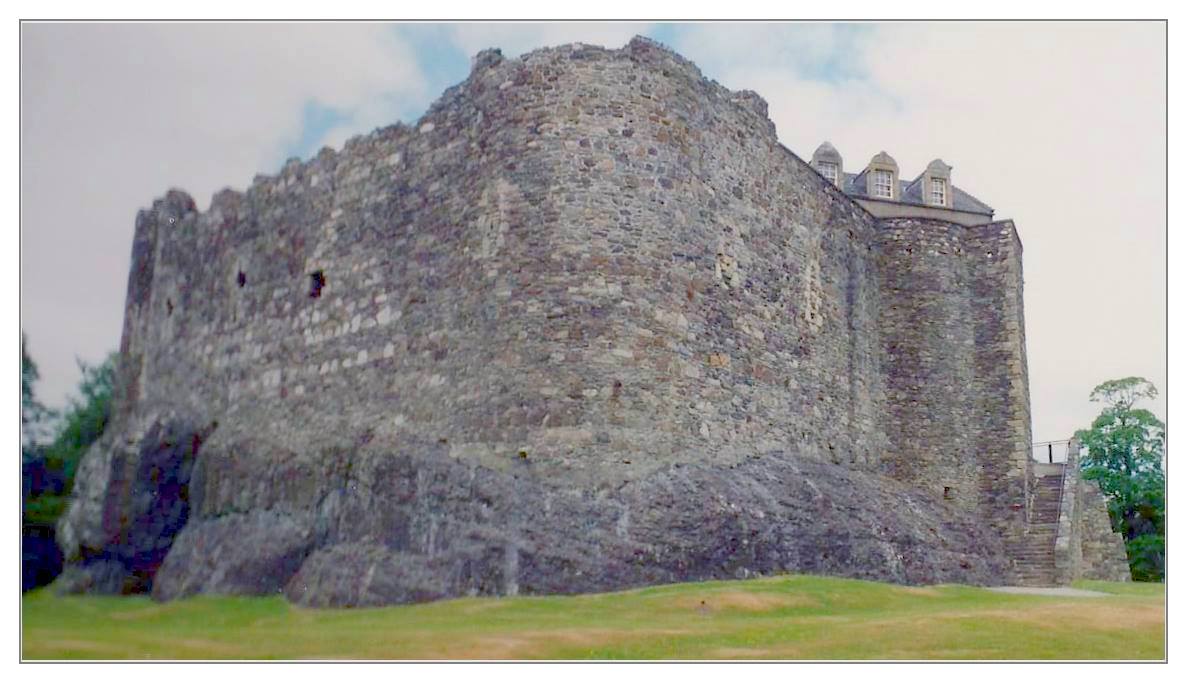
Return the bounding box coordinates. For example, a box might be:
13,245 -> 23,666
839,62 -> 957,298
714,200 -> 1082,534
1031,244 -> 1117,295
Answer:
19,21 -> 1166,448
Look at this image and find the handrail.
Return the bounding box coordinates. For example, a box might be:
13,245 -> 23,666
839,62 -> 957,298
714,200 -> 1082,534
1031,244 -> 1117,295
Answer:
1050,445 -> 1076,579
1032,439 -> 1073,463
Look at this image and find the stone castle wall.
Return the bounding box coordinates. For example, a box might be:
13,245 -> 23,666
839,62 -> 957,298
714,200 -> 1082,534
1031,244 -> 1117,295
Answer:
60,37 -> 1042,602
113,37 -> 911,502
873,217 -> 1031,538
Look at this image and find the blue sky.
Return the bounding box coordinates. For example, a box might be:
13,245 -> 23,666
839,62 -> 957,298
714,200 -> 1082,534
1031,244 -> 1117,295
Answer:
21,22 -> 1166,445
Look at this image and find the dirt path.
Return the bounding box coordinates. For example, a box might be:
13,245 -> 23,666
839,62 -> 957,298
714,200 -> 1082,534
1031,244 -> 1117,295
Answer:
986,586 -> 1108,598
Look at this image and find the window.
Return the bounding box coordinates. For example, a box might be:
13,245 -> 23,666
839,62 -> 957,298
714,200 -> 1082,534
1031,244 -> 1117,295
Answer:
930,178 -> 946,205
309,270 -> 326,299
819,162 -> 838,184
873,170 -> 893,198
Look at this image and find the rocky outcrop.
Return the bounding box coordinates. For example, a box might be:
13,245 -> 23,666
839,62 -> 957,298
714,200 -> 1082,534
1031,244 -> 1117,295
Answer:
153,509 -> 318,599
141,436 -> 1008,606
54,414 -> 212,595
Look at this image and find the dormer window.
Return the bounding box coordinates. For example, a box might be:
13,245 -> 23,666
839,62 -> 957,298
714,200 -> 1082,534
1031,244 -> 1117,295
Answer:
922,158 -> 953,209
819,162 -> 838,184
930,178 -> 946,205
873,170 -> 894,198
811,141 -> 844,188
865,152 -> 899,200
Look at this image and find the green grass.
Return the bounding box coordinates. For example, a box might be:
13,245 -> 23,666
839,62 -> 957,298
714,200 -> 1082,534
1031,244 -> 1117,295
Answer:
22,575 -> 1164,660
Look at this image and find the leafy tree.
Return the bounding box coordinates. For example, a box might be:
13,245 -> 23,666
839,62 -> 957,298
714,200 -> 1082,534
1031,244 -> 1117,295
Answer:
21,332 -> 54,449
42,352 -> 118,488
1075,377 -> 1165,581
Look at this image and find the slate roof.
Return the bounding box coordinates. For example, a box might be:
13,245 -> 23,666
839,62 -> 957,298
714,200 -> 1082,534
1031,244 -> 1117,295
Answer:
841,171 -> 994,216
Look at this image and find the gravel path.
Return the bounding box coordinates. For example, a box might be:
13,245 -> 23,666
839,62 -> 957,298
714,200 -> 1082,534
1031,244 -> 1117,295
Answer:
986,586 -> 1109,598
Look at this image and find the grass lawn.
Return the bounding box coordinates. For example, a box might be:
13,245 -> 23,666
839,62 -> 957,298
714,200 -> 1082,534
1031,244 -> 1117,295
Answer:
21,575 -> 1164,660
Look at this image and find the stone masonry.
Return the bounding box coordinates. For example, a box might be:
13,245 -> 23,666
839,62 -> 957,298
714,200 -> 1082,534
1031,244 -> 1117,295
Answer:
1052,440 -> 1131,583
56,36 -> 1126,604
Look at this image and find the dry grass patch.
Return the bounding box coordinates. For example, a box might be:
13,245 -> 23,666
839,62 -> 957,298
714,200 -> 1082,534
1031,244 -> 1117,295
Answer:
670,590 -> 818,614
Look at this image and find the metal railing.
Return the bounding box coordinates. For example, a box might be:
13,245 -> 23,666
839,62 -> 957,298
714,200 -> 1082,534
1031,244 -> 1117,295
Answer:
1032,439 -> 1073,464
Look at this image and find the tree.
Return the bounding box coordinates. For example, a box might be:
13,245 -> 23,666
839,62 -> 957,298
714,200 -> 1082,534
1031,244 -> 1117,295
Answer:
42,352 -> 118,487
1075,377 -> 1165,581
21,332 -> 54,449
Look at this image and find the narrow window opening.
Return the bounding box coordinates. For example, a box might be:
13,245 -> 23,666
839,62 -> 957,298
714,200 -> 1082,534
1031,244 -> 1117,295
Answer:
309,270 -> 326,299
166,299 -> 173,316
943,486 -> 952,500
237,271 -> 247,288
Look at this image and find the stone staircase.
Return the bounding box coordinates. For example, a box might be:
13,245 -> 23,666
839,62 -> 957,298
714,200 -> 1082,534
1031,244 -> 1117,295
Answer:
1013,465 -> 1065,586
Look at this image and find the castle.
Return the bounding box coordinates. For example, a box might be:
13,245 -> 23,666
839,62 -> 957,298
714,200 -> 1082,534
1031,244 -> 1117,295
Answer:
56,36 -> 1129,604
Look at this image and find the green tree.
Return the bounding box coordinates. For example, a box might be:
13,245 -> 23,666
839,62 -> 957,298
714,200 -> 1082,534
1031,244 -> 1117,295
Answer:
21,332 -> 54,449
24,351 -> 116,527
42,352 -> 118,488
1074,377 -> 1165,581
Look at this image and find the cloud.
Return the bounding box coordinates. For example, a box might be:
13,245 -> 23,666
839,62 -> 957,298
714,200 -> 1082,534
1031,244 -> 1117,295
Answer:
21,23 -> 430,408
443,22 -> 652,59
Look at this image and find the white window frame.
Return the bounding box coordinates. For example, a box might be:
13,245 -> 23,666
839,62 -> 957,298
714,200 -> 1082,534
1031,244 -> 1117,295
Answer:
819,162 -> 838,184
873,170 -> 893,198
930,178 -> 946,205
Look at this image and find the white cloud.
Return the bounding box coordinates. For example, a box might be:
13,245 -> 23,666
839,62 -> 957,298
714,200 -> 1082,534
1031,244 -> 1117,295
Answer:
21,23 -> 430,409
444,22 -> 652,59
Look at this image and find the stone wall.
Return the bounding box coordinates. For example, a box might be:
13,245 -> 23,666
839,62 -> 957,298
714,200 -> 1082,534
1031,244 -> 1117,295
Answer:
966,220 -> 1033,546
1054,442 -> 1131,583
104,36 -> 895,504
1078,480 -> 1131,581
875,218 -> 978,509
872,217 -> 1031,531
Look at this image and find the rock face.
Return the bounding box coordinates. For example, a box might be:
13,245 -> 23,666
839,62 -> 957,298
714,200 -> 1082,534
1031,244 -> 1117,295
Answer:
59,35 -> 1118,605
56,415 -> 209,594
149,438 -> 1007,606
